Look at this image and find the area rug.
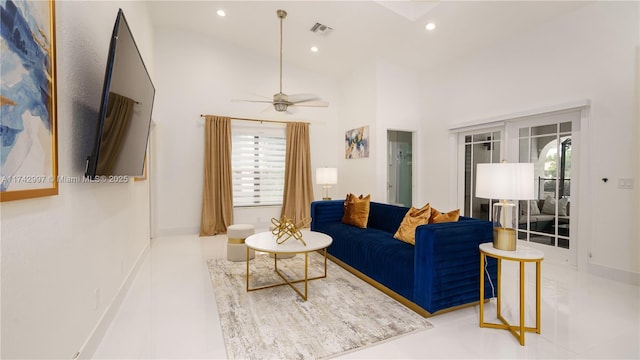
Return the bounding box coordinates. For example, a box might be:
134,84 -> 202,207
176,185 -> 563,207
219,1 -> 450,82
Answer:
207,252 -> 433,359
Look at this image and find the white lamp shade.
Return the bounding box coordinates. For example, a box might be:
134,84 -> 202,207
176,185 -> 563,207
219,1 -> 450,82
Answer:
316,167 -> 338,185
475,163 -> 534,200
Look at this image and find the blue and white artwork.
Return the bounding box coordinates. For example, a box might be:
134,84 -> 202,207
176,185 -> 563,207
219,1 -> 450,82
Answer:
0,0 -> 57,198
345,126 -> 369,159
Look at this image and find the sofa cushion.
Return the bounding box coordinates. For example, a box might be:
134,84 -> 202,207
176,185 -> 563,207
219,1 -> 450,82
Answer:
429,207 -> 460,224
394,204 -> 431,245
318,221 -> 416,301
530,200 -> 541,215
366,202 -> 410,233
541,196 -> 569,216
519,200 -> 541,217
342,193 -> 370,228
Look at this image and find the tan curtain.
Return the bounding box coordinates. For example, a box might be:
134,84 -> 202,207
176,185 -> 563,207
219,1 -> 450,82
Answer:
97,92 -> 134,174
281,122 -> 314,225
200,116 -> 233,236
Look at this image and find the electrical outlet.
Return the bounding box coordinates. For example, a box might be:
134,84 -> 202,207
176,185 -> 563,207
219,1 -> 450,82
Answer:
618,178 -> 634,189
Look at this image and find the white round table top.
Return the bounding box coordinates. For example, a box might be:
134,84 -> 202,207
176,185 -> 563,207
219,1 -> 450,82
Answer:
479,242 -> 544,261
245,230 -> 333,254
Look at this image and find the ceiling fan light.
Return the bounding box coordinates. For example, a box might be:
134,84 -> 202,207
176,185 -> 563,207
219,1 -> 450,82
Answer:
274,103 -> 288,112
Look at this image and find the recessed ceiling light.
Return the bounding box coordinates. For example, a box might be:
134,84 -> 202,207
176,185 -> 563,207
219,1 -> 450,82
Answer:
425,23 -> 436,31
310,46 -> 319,53
217,9 -> 226,17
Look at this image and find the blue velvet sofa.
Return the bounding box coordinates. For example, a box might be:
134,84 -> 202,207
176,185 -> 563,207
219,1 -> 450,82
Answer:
310,200 -> 498,317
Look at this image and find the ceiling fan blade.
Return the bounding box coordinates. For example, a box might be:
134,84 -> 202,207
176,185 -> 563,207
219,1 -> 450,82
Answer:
232,99 -> 274,104
291,101 -> 329,107
287,94 -> 320,103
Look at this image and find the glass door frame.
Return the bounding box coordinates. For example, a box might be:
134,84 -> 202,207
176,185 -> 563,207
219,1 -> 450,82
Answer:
506,109 -> 580,266
452,101 -> 590,271
456,127 -> 504,221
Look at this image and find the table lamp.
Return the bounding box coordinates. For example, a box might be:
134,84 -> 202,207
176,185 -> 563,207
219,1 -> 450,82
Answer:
316,167 -> 338,200
475,162 -> 534,250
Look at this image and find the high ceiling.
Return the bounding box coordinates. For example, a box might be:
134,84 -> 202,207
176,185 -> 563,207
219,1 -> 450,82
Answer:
147,1 -> 589,77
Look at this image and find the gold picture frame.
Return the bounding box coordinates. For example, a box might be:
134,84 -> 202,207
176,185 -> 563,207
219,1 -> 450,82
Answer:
1,0 -> 58,202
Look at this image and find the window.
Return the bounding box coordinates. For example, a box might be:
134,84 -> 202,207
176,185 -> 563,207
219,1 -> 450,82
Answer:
231,125 -> 286,207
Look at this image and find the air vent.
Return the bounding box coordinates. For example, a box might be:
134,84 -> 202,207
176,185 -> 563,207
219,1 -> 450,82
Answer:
310,22 -> 333,35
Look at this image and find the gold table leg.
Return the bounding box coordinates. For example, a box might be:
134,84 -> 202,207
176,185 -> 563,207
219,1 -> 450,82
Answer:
536,260 -> 541,334
245,246 -> 250,292
497,258 -> 502,318
246,248 -> 329,301
480,252 -> 542,346
519,261 -> 525,345
479,253 -> 485,326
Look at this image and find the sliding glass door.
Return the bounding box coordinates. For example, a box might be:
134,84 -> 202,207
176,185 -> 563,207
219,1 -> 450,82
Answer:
506,109 -> 580,265
459,130 -> 502,220
457,109 -> 581,266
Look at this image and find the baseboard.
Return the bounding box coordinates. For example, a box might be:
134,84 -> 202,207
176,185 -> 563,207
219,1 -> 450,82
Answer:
155,226 -> 199,238
588,262 -> 640,286
74,242 -> 151,359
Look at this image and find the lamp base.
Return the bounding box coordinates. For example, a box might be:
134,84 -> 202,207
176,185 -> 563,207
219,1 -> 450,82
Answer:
321,185 -> 332,201
493,227 -> 516,251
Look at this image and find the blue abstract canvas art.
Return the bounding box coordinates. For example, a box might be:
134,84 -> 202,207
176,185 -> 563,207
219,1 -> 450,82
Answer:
345,126 -> 369,159
0,0 -> 58,201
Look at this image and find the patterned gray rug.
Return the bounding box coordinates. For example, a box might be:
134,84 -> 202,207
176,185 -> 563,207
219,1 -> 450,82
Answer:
207,252 -> 433,359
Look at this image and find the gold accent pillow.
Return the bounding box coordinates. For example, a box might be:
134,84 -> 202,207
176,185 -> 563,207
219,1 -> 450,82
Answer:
429,207 -> 460,224
393,204 -> 431,245
342,193 -> 371,228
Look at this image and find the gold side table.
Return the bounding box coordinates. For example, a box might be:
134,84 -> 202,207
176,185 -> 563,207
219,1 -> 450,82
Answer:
479,242 -> 544,346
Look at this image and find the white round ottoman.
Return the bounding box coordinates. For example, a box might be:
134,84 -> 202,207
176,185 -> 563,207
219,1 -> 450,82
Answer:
227,224 -> 256,262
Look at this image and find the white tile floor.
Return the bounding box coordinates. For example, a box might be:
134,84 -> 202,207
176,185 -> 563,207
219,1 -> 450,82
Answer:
93,234 -> 640,359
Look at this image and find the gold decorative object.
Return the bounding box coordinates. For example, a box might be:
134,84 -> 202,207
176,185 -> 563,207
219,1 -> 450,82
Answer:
271,216 -> 312,245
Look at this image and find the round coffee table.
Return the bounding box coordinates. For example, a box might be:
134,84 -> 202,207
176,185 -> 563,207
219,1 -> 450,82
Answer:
245,230 -> 332,301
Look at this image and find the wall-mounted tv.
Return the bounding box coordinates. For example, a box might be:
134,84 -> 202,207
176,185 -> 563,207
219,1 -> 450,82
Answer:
85,9 -> 155,179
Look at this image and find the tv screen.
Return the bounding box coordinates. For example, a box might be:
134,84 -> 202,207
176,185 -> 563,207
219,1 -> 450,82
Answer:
86,9 -> 155,178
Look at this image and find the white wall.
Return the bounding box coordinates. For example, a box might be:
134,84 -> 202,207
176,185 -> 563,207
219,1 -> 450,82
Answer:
1,2 -> 153,358
421,1 -> 639,280
152,27 -> 341,236
338,61 -> 378,199
375,59 -> 423,206
337,59 -> 424,204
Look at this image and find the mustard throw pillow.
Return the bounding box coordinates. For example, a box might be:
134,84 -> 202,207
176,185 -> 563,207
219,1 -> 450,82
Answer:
429,207 -> 460,224
341,193 -> 371,228
394,203 -> 431,245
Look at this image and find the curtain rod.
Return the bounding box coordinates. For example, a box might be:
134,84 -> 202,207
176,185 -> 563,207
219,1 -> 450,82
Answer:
199,114 -> 308,125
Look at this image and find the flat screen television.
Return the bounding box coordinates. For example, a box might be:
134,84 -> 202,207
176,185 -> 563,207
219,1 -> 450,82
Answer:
85,9 -> 155,179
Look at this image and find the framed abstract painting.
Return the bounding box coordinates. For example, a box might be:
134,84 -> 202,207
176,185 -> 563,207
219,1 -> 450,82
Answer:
1,0 -> 58,201
345,126 -> 369,159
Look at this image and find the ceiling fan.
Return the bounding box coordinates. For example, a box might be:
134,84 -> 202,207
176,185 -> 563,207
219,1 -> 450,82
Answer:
237,9 -> 329,112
